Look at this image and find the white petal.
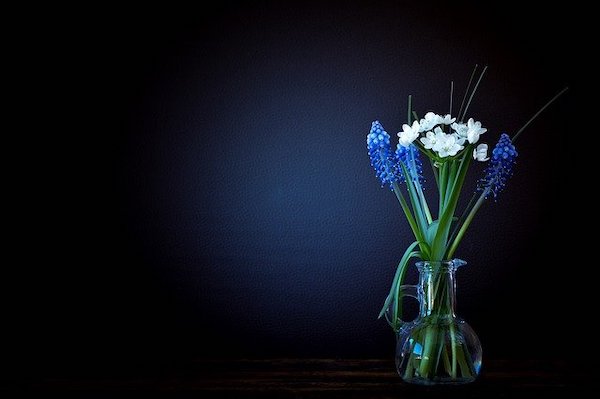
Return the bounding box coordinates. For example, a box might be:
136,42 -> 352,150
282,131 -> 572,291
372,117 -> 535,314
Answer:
411,121 -> 420,132
467,131 -> 479,144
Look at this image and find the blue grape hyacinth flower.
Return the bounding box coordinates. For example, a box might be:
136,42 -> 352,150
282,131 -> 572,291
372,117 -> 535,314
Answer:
367,121 -> 400,190
396,143 -> 424,185
478,133 -> 518,199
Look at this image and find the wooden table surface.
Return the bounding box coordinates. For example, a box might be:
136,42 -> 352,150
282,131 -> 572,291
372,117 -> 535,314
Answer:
10,358 -> 589,397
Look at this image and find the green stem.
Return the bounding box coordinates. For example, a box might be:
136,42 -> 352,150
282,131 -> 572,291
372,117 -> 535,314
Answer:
442,343 -> 451,375
419,327 -> 438,378
392,182 -> 428,258
449,190 -> 479,246
407,147 -> 433,224
438,163 -> 447,217
434,330 -> 446,375
392,183 -> 419,237
412,111 -> 419,122
512,87 -> 569,142
399,162 -> 428,236
447,192 -> 486,259
460,65 -> 488,121
455,345 -> 473,377
456,64 -> 478,122
450,323 -> 458,378
403,340 -> 416,379
416,183 -> 433,224
432,152 -> 472,260
444,161 -> 458,209
418,271 -> 446,377
449,81 -> 454,116
430,159 -> 439,189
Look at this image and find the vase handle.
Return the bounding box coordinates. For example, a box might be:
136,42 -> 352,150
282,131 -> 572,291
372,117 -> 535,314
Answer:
384,284 -> 419,330
398,284 -> 419,325
399,284 -> 418,300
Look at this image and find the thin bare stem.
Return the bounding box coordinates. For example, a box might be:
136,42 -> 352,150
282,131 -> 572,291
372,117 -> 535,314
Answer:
449,81 -> 454,116
457,65 -> 478,122
512,87 -> 569,142
461,65 -> 488,121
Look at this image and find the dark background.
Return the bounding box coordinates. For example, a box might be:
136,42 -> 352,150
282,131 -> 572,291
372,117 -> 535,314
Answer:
9,0 -> 592,381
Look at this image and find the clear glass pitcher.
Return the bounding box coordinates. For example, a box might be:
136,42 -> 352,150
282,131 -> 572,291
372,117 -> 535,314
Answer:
394,259 -> 482,385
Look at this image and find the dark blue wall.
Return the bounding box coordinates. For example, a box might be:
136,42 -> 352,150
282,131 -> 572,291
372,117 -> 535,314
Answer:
19,1 -> 587,375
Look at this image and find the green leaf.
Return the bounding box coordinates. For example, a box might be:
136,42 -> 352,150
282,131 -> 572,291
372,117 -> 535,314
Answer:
418,240 -> 431,260
384,247 -> 420,331
399,162 -> 427,234
425,220 -> 439,244
378,242 -> 422,330
431,152 -> 472,260
391,182 -> 422,244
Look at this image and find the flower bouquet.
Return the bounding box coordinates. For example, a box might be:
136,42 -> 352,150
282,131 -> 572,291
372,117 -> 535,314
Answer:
366,66 -> 566,385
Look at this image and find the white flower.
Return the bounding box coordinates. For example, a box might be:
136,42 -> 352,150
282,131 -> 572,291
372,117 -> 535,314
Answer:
398,121 -> 420,147
420,126 -> 444,149
433,130 -> 463,158
419,112 -> 443,132
440,114 -> 456,125
466,118 -> 487,144
451,122 -> 468,145
420,131 -> 436,149
472,143 -> 490,162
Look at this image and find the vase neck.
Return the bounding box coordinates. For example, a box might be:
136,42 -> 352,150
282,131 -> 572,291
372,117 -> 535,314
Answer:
416,260 -> 464,318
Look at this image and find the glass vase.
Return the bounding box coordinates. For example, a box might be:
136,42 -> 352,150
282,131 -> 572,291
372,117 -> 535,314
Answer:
395,259 -> 482,385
